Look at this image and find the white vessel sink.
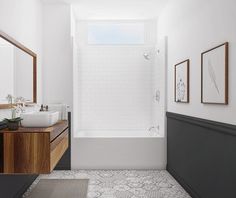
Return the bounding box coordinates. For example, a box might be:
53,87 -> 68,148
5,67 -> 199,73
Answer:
21,111 -> 60,127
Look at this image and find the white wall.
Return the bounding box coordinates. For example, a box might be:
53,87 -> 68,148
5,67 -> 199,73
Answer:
42,3 -> 73,109
158,0 -> 236,125
75,20 -> 156,132
0,0 -> 43,120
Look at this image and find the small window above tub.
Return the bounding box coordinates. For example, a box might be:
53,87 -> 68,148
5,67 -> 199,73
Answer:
87,22 -> 145,45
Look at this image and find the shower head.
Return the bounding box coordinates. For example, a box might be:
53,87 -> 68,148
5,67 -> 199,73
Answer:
143,53 -> 150,60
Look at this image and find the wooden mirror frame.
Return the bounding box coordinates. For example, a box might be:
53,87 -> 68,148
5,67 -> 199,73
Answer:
0,30 -> 37,109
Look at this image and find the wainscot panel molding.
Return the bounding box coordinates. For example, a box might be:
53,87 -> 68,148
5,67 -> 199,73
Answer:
167,112 -> 236,198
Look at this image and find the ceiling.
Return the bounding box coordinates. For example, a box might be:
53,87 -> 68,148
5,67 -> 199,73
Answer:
42,0 -> 169,20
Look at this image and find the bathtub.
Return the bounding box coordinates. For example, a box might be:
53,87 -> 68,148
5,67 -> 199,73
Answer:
77,130 -> 161,138
71,130 -> 167,170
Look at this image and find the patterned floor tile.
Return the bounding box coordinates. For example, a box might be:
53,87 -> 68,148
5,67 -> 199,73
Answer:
23,170 -> 191,198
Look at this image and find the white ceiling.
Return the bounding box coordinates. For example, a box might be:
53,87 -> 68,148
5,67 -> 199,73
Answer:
42,0 -> 169,20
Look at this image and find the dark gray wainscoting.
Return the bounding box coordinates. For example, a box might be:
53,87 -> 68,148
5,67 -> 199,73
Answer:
0,112 -> 71,198
167,112 -> 236,198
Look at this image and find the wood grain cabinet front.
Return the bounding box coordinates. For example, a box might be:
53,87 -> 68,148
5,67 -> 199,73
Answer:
0,121 -> 68,174
50,129 -> 68,172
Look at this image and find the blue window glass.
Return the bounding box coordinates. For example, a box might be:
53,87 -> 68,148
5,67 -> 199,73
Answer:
88,23 -> 145,45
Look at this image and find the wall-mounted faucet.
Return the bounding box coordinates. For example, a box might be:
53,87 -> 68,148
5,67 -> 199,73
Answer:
148,125 -> 160,136
148,125 -> 159,132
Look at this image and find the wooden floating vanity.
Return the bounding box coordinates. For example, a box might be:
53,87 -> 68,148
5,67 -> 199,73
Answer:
0,121 -> 68,174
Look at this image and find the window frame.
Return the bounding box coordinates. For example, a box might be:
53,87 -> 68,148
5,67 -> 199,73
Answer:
87,21 -> 147,46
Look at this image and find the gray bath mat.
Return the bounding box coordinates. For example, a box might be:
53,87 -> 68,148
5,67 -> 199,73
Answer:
26,179 -> 89,198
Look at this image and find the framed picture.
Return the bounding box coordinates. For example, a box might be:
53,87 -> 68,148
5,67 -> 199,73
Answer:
175,59 -> 190,103
201,42 -> 228,104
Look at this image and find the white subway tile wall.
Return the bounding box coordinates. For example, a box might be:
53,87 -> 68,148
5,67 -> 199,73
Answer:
75,20 -> 157,132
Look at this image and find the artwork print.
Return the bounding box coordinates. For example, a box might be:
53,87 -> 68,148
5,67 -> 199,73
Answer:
201,42 -> 228,104
175,60 -> 189,103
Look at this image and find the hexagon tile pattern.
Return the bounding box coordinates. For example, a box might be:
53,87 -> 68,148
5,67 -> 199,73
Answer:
23,170 -> 191,198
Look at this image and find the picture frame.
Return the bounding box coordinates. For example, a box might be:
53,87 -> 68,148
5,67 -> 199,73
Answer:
201,42 -> 228,104
174,59 -> 190,103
